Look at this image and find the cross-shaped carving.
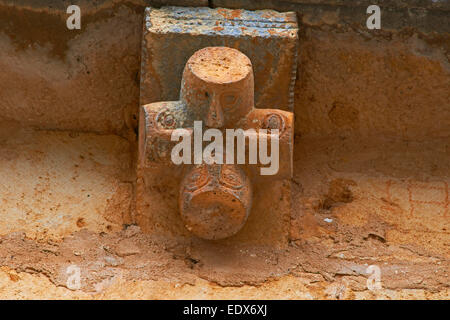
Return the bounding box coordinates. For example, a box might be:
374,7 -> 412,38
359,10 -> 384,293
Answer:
139,47 -> 293,240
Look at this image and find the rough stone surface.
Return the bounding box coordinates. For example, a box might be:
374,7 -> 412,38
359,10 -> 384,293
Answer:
0,3 -> 145,136
0,0 -> 448,299
138,47 -> 294,245
0,122 -> 448,299
140,6 -> 298,111
294,29 -> 449,141
0,123 -> 133,240
0,0 -> 447,138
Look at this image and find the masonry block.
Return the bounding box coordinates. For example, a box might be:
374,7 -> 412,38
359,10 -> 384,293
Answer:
137,45 -> 294,248
140,6 -> 299,112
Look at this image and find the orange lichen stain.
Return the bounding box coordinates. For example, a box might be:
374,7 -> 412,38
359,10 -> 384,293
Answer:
230,10 -> 242,19
241,27 -> 247,32
213,26 -> 224,32
217,8 -> 228,18
8,273 -> 20,282
217,8 -> 242,20
76,218 -> 86,227
267,29 -> 286,36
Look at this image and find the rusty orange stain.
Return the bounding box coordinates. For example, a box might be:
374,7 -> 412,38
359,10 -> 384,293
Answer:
217,8 -> 228,19
230,9 -> 242,19
213,26 -> 224,32
267,29 -> 280,36
217,8 -> 242,20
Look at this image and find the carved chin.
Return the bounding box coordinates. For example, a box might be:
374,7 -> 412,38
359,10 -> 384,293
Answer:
179,188 -> 251,240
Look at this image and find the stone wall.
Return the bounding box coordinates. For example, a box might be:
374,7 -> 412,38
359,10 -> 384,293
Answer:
0,0 -> 448,140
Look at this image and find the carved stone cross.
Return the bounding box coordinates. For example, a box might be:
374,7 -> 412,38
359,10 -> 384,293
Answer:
139,47 -> 293,241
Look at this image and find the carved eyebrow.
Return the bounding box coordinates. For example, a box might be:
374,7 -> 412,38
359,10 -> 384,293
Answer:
218,168 -> 244,189
184,167 -> 211,191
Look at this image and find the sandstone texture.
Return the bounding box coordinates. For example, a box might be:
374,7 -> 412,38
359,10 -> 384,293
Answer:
0,0 -> 448,299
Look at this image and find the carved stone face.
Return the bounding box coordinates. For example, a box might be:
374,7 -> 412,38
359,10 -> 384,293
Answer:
179,164 -> 252,240
180,47 -> 254,128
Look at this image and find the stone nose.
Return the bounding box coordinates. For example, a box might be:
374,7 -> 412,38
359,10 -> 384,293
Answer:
206,96 -> 224,128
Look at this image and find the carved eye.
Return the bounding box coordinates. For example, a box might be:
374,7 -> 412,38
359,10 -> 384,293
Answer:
220,91 -> 241,109
156,110 -> 177,129
219,166 -> 243,190
262,113 -> 285,134
184,166 -> 210,191
195,90 -> 209,101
